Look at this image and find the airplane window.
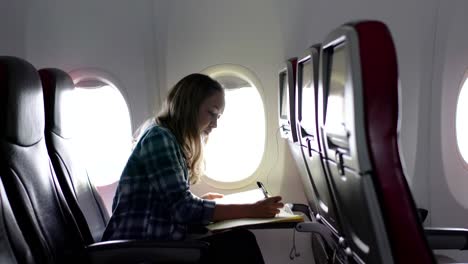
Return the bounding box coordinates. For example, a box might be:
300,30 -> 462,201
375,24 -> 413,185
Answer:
456,76 -> 468,164
73,82 -> 133,187
202,66 -> 266,187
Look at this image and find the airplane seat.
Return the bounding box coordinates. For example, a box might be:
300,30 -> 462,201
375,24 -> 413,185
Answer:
349,20 -> 435,263
39,68 -> 109,243
278,56 -> 335,263
317,20 -> 468,263
0,177 -> 35,264
294,45 -> 342,262
296,44 -> 341,231
0,56 -> 209,263
279,58 -> 314,210
349,21 -> 468,263
0,56 -> 88,263
316,21 -> 435,263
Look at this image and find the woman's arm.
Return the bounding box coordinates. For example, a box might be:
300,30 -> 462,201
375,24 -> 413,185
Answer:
212,196 -> 283,221
201,192 -> 224,200
141,128 -> 217,225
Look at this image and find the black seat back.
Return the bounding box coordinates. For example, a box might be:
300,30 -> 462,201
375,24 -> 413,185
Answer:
319,21 -> 434,263
0,56 -> 87,263
0,176 -> 35,264
278,58 -> 298,142
39,68 -> 109,242
296,45 -> 341,233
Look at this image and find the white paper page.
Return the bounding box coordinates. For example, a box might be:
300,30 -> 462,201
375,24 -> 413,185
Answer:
213,188 -> 295,217
213,188 -> 265,205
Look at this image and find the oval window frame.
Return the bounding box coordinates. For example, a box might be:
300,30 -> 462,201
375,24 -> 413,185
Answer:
455,69 -> 468,170
68,68 -> 134,186
201,64 -> 267,189
69,68 -> 134,130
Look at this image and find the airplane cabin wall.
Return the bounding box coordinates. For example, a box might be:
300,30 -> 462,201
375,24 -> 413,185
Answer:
0,0 -> 28,58
158,1 -> 441,262
0,0 -> 441,215
3,0 -> 468,261
0,0 -> 165,215
159,0 -> 438,215
162,0 -> 308,202
19,0 -> 161,131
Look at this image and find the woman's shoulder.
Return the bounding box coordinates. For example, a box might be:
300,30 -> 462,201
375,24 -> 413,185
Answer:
142,125 -> 177,144
129,124 -> 183,164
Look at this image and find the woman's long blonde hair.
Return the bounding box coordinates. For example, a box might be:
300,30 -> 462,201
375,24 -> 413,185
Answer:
156,73 -> 223,184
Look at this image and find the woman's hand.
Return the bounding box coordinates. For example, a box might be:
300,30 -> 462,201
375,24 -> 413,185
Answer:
212,196 -> 284,221
250,196 -> 284,218
201,192 -> 224,200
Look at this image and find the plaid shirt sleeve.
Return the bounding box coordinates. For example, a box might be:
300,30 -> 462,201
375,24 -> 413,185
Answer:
137,127 -> 215,225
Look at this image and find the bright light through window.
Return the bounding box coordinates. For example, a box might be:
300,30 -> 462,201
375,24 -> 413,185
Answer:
74,84 -> 132,186
456,78 -> 468,164
204,80 -> 265,183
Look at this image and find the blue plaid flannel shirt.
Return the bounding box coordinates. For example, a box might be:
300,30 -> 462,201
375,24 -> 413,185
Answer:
101,125 -> 216,241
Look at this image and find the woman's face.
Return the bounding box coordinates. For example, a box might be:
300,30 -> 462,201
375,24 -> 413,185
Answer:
197,91 -> 225,136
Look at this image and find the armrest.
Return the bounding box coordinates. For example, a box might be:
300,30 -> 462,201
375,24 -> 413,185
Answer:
85,239 -> 209,264
290,203 -> 312,221
425,227 -> 468,250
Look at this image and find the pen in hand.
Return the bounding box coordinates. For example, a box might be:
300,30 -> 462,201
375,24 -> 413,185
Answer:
256,181 -> 269,198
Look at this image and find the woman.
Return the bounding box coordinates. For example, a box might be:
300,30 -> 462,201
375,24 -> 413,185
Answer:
102,73 -> 283,263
